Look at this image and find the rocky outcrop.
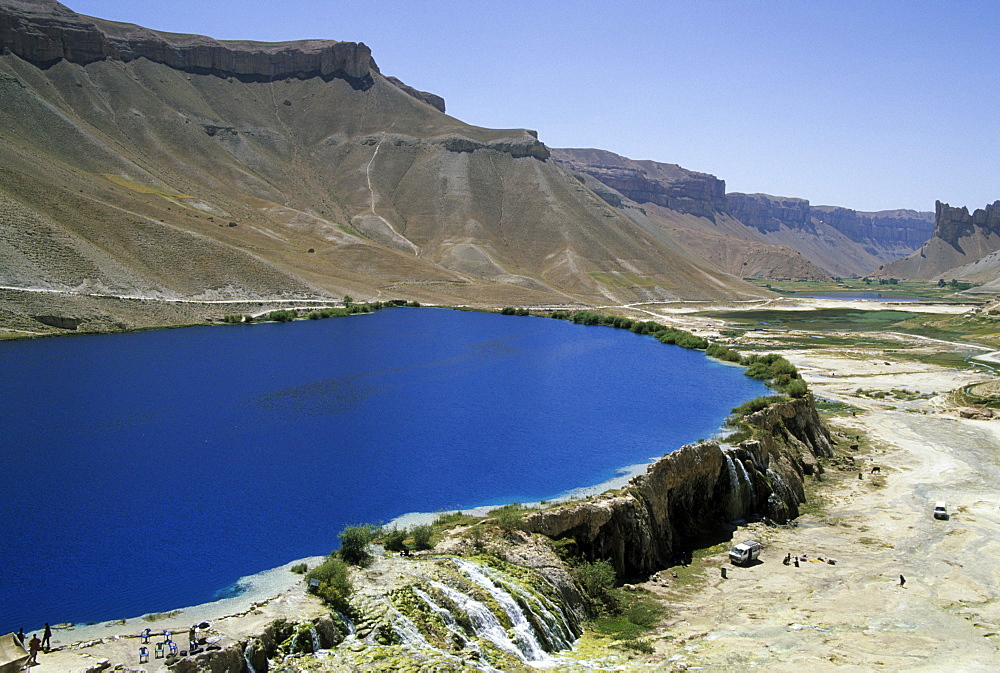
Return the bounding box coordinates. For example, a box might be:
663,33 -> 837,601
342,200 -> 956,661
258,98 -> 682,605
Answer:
876,200 -> 1000,281
524,396 -> 833,577
727,193 -> 934,247
726,193 -> 811,233
436,133 -> 549,160
0,0 -> 375,86
383,75 -> 445,113
934,199 -> 1000,247
551,148 -> 728,220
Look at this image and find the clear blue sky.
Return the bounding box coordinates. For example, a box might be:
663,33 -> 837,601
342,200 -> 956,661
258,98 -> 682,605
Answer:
68,0 -> 998,212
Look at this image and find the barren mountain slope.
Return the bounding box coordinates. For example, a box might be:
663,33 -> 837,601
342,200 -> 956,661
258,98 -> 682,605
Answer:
0,0 -> 770,333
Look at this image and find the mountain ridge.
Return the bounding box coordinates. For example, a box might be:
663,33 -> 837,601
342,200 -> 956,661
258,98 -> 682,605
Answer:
0,0 -> 771,334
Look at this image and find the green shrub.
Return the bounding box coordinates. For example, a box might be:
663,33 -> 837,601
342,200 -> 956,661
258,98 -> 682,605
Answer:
306,556 -> 352,611
785,378 -> 809,398
705,342 -> 742,362
500,307 -> 516,315
267,309 -> 297,322
411,524 -> 434,550
617,638 -> 655,654
382,528 -> 408,553
290,562 -> 308,574
338,524 -> 377,566
574,559 -> 620,615
222,314 -> 245,324
490,503 -> 524,532
730,395 -> 786,418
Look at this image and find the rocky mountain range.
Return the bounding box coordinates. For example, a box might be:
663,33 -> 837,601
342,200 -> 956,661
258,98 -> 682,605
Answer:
552,148 -> 933,280
0,0 -> 951,334
0,0 -> 781,333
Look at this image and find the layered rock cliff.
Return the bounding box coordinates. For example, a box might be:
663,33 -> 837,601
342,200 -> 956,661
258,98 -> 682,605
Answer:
551,148 -> 729,220
877,200 -> 1000,283
0,0 -> 443,104
524,396 -> 833,577
727,193 -> 934,248
727,192 -> 933,277
934,199 -> 1000,246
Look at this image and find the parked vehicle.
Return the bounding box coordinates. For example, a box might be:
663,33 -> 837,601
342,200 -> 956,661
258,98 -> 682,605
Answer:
729,540 -> 761,566
933,502 -> 949,520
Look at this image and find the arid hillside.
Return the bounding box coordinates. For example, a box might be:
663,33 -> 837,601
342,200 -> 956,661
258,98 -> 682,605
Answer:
0,0 -> 772,333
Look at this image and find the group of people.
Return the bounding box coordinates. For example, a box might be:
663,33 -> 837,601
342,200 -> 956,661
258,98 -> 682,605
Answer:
15,623 -> 52,664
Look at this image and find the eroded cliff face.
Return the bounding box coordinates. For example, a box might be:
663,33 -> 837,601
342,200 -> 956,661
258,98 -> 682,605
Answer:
934,199 -> 1000,246
876,200 -> 1000,282
727,193 -> 933,247
524,396 -> 833,577
1,0 -> 375,84
551,147 -> 729,220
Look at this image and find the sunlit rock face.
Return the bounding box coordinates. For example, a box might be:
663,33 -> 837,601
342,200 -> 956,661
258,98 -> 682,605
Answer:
524,396 -> 833,576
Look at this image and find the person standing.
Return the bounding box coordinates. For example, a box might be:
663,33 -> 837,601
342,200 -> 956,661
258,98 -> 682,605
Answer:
28,634 -> 41,663
41,622 -> 52,651
16,629 -> 24,646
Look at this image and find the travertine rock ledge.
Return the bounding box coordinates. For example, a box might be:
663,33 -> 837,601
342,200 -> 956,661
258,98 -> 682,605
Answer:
524,396 -> 833,576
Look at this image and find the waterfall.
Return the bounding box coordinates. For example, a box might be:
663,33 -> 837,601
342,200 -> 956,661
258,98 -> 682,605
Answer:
724,451 -> 759,521
431,580 -> 524,659
243,642 -> 256,673
413,588 -> 470,645
723,453 -> 745,521
478,565 -> 577,650
336,611 -> 357,636
452,558 -> 550,662
384,601 -> 432,648
736,456 -> 757,507
289,631 -> 299,654
309,626 -> 321,653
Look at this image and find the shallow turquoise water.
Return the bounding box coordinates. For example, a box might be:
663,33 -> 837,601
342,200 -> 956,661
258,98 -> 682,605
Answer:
0,308 -> 767,631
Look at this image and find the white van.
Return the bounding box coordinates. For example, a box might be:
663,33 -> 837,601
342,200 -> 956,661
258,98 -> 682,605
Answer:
933,502 -> 949,520
729,540 -> 761,566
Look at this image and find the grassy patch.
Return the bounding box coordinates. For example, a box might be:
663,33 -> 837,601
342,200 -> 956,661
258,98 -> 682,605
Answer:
748,279 -> 973,302
102,174 -> 193,199
591,590 -> 664,640
814,398 -> 863,414
698,308 -> 922,332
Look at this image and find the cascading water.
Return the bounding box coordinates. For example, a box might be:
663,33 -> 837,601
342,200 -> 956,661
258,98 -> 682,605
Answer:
478,565 -> 578,651
309,626 -> 321,653
243,642 -> 256,673
452,558 -> 551,662
342,556 -> 580,669
431,580 -> 524,659
336,611 -> 357,636
724,451 -> 758,521
384,601 -> 432,648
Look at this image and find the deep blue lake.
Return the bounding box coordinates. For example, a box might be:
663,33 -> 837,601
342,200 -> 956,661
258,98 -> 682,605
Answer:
0,308 -> 767,632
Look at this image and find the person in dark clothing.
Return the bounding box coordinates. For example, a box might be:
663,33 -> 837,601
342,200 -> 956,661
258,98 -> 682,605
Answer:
16,629 -> 24,646
41,623 -> 52,651
899,574 -> 906,587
